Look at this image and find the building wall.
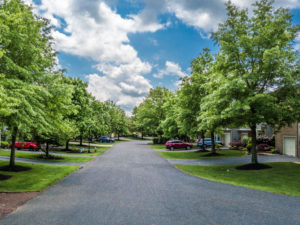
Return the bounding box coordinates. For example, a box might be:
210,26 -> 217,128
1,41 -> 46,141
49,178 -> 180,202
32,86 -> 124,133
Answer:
275,123 -> 298,156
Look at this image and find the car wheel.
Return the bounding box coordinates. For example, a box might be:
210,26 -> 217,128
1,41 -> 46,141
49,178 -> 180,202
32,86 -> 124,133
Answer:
17,148 -> 21,150
186,146 -> 191,150
170,147 -> 174,151
29,146 -> 34,151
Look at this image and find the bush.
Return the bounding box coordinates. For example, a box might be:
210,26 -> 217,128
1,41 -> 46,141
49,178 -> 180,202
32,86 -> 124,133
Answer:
241,138 -> 248,147
216,144 -> 222,150
256,135 -> 275,146
257,143 -> 269,151
0,141 -> 9,148
246,143 -> 252,153
229,142 -> 242,150
272,148 -> 280,154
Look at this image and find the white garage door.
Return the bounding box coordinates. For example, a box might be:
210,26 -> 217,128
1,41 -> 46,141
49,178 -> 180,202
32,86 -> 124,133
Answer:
283,137 -> 296,157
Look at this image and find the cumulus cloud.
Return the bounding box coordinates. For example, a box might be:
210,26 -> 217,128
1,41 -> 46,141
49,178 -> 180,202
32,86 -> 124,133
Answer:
27,0 -> 167,113
295,32 -> 300,51
140,0 -> 300,33
154,61 -> 187,79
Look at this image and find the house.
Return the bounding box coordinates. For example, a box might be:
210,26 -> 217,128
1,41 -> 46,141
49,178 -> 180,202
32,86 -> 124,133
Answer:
220,124 -> 268,147
220,128 -> 252,147
275,123 -> 300,157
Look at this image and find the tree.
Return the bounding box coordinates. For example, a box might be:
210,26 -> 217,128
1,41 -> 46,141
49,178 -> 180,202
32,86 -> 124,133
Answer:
210,0 -> 300,164
66,78 -> 92,146
107,101 -> 128,140
160,92 -> 181,139
0,0 -> 56,168
131,87 -> 172,140
177,49 -> 215,151
32,74 -> 79,158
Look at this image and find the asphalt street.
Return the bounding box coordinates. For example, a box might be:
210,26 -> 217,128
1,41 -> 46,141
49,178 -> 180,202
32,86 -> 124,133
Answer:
1,141 -> 300,225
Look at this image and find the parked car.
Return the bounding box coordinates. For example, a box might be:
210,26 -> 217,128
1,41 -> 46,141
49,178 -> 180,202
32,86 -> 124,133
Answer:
98,136 -> 115,143
9,141 -> 41,151
165,140 -> 193,151
197,138 -> 223,147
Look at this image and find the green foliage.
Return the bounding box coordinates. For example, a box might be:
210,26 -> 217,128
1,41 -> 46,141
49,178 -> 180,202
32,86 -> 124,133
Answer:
132,87 -> 172,137
0,141 -> 9,148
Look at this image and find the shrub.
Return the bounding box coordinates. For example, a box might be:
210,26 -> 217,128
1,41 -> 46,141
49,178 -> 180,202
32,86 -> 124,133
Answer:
229,142 -> 242,150
256,135 -> 275,146
216,144 -> 222,150
241,137 -> 249,147
246,143 -> 252,153
257,143 -> 269,151
1,141 -> 9,148
272,148 -> 280,154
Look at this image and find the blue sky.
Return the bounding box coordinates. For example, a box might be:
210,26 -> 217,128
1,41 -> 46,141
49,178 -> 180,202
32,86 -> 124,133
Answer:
28,0 -> 300,113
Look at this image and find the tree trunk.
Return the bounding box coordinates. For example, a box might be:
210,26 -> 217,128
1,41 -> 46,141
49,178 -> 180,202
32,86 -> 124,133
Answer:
46,142 -> 49,158
201,131 -> 205,151
211,131 -> 216,154
141,133 -> 144,140
9,126 -> 18,169
251,125 -> 258,164
66,140 -> 69,151
79,135 -> 83,146
118,133 -> 120,140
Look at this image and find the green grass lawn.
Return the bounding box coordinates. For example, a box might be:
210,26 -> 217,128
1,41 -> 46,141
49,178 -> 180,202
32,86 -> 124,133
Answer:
50,149 -> 106,156
0,150 -> 93,163
0,160 -> 79,192
176,162 -> 300,197
157,150 -> 246,159
148,143 -> 166,150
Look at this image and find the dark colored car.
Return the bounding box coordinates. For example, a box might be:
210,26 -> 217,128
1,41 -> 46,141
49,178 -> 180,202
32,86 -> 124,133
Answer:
98,136 -> 115,143
197,138 -> 223,147
165,140 -> 193,151
10,141 -> 41,151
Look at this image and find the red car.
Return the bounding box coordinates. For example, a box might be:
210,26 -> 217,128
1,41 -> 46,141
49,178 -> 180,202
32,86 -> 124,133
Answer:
10,141 -> 41,151
166,140 -> 193,151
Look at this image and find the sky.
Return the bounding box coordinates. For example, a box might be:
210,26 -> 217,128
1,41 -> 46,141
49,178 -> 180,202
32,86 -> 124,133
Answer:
25,0 -> 300,114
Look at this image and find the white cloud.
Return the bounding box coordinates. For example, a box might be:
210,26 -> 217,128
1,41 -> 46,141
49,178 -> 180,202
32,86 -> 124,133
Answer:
295,32 -> 300,51
154,61 -> 187,79
141,0 -> 300,33
27,0 -> 168,113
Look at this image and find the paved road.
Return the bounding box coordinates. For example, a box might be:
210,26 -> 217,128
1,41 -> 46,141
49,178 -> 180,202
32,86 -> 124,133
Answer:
1,141 -> 300,225
168,154 -> 300,165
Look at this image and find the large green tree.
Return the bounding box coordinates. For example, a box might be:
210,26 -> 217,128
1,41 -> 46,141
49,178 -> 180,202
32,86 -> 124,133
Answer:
210,0 -> 300,164
0,0 -> 56,168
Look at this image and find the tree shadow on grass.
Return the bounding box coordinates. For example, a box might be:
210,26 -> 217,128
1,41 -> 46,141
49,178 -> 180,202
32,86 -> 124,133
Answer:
202,152 -> 225,157
0,165 -> 32,172
236,163 -> 272,170
36,155 -> 64,160
0,174 -> 12,181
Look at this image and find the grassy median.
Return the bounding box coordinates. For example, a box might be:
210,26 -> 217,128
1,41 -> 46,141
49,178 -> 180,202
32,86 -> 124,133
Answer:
157,150 -> 246,159
0,150 -> 94,163
176,162 -> 300,197
0,160 -> 79,192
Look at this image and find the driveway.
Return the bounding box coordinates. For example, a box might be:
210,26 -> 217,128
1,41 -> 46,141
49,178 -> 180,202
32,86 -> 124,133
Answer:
1,141 -> 299,225
167,154 -> 300,165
